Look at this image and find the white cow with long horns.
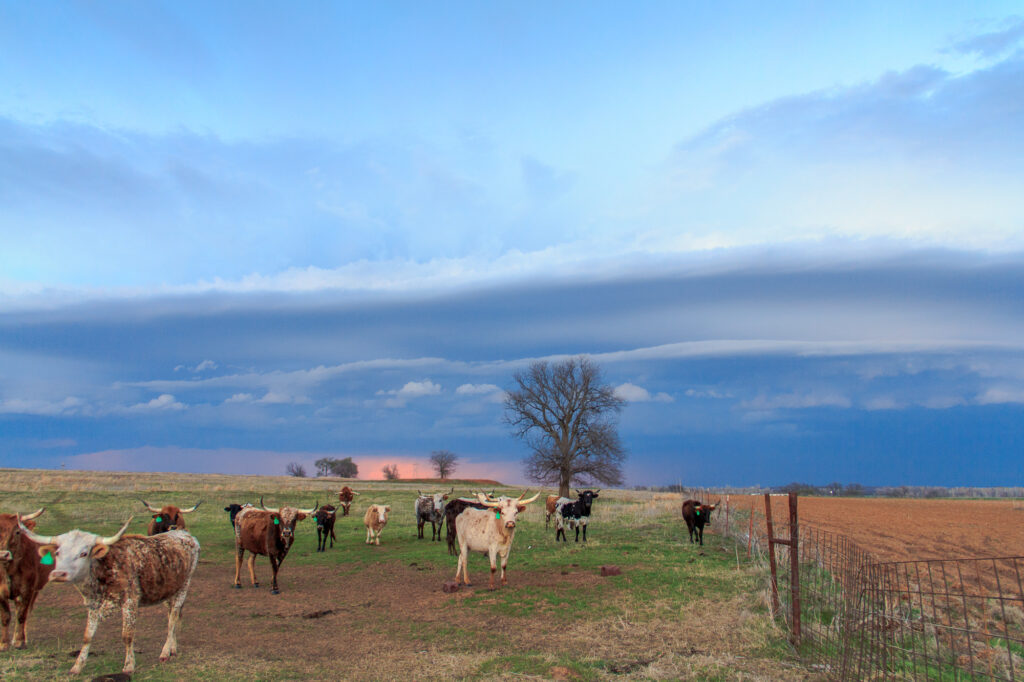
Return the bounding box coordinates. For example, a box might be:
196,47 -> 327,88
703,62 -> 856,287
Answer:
453,491 -> 540,589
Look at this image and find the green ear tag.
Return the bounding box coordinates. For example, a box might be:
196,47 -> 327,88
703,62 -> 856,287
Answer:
155,516 -> 163,522
695,510 -> 700,516
274,517 -> 280,525
495,511 -> 501,519
41,551 -> 54,566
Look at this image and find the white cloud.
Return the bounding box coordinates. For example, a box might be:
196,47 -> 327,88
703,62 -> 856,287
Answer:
614,382 -> 673,403
685,388 -> 732,399
0,396 -> 83,416
256,391 -> 310,405
378,380 -> 442,408
456,383 -> 501,395
975,387 -> 1024,405
194,359 -> 217,372
224,393 -> 254,403
130,394 -> 185,411
742,392 -> 850,410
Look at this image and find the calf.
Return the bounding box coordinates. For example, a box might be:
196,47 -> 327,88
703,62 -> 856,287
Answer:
556,489 -> 600,542
545,494 -> 572,529
363,504 -> 390,545
233,498 -> 316,594
443,498 -> 487,556
337,486 -> 359,516
20,517 -> 200,676
454,492 -> 540,589
0,508 -> 49,650
415,488 -> 451,541
681,499 -> 718,546
223,502 -> 251,528
314,505 -> 337,552
139,499 -> 201,535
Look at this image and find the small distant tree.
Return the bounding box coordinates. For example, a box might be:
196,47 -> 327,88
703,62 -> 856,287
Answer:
429,450 -> 458,479
382,463 -> 400,480
286,462 -> 307,478
505,357 -> 626,498
314,456 -> 359,478
844,483 -> 866,497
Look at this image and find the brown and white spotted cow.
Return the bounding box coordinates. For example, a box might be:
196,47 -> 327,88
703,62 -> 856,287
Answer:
20,517 -> 200,676
454,492 -> 540,589
139,499 -> 201,535
232,498 -> 316,594
363,504 -> 390,545
337,486 -> 360,516
0,508 -> 49,650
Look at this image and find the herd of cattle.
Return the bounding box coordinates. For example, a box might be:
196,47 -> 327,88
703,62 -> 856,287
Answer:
0,486 -> 719,676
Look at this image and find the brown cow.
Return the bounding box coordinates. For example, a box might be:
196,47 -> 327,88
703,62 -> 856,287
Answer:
363,504 -> 390,545
544,494 -> 572,529
139,499 -> 201,535
337,486 -> 360,516
233,498 -> 316,594
681,499 -> 719,546
20,518 -> 200,676
0,508 -> 48,650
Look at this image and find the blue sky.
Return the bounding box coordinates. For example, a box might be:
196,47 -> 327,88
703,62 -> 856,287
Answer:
1,3 -> 1023,486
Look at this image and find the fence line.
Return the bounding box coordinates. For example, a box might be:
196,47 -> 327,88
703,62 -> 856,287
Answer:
712,493 -> 1024,680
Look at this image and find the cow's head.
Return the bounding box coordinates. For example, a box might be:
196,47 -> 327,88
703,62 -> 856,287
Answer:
574,489 -> 601,515
693,500 -> 718,524
258,498 -> 317,548
337,487 -> 358,511
314,505 -> 336,529
140,499 -> 200,534
481,491 -> 541,530
224,503 -> 250,527
421,488 -> 452,521
0,508 -> 45,563
375,505 -> 391,525
21,517 -> 132,584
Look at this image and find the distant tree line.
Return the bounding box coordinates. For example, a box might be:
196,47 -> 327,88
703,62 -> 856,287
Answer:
314,457 -> 358,478
633,482 -> 1024,499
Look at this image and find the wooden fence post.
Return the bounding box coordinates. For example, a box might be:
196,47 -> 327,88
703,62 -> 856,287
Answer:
789,492 -> 801,645
764,493 -> 781,615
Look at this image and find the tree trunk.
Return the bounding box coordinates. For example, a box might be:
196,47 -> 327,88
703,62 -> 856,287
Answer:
558,478 -> 570,498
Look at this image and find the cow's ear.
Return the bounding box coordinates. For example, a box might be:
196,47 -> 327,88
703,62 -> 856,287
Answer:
37,544 -> 57,559
385,506 -> 391,512
224,506 -> 231,512
22,519 -> 36,530
91,543 -> 109,559
517,505 -> 526,513
296,512 -> 307,521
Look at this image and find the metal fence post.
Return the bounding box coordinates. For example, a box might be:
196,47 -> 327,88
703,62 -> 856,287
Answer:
789,491 -> 801,645
747,495 -> 754,558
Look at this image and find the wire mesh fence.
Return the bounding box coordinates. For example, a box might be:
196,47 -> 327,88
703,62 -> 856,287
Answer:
713,493 -> 1024,680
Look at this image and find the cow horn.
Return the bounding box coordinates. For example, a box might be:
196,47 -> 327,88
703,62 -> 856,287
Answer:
180,501 -> 202,513
475,492 -> 493,504
447,487 -> 454,495
18,515 -> 55,544
519,492 -> 541,505
516,490 -> 529,501
594,489 -> 601,494
139,499 -> 162,513
258,497 -> 280,514
296,501 -> 318,515
417,490 -> 423,496
20,508 -> 45,521
99,517 -> 133,546
352,490 -> 360,495
481,499 -> 501,508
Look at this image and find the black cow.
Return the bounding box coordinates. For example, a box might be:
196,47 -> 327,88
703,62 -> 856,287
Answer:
556,489 -> 600,542
224,503 -> 251,528
443,498 -> 487,556
314,505 -> 337,552
681,499 -> 718,546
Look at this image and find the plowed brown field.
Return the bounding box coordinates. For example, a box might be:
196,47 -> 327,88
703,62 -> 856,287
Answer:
774,496 -> 1024,562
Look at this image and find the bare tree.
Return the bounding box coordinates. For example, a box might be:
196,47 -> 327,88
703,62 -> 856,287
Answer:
382,463 -> 400,480
429,450 -> 458,480
285,461 -> 307,478
504,356 -> 626,497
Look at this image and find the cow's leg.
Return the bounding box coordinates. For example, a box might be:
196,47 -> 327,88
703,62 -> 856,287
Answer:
487,547 -> 498,590
70,602 -> 112,675
0,595 -> 11,650
499,548 -> 510,586
375,528 -> 381,545
457,541 -> 472,586
159,586 -> 187,662
698,525 -> 704,546
329,526 -> 336,548
575,522 -> 581,542
365,526 -> 371,544
247,553 -> 259,587
269,555 -> 281,594
119,597 -> 139,674
581,518 -> 588,542
233,546 -> 245,587
14,588 -> 42,649
417,519 -> 423,539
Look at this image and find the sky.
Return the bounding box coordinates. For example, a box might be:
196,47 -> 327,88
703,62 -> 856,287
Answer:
1,3 -> 1023,487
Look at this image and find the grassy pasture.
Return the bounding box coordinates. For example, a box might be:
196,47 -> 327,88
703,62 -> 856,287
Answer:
0,469 -> 807,680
